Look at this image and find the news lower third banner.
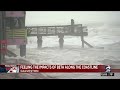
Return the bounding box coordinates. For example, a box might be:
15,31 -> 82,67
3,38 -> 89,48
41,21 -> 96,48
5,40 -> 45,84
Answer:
0,65 -> 120,73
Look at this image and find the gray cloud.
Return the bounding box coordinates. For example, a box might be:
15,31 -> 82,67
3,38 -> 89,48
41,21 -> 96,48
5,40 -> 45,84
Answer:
25,11 -> 120,26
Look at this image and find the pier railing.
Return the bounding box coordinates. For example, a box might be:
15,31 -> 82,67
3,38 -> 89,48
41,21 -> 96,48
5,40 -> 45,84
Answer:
26,24 -> 88,36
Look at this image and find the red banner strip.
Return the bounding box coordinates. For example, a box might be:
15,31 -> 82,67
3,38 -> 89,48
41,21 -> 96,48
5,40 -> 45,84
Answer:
19,65 -> 106,73
0,40 -> 7,44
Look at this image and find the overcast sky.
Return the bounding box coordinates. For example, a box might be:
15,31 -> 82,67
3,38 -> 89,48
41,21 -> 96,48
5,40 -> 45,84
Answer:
25,11 -> 120,26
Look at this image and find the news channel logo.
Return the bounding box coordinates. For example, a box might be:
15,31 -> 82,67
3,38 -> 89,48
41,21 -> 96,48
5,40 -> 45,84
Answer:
7,65 -> 19,73
0,65 -> 19,73
101,65 -> 114,76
